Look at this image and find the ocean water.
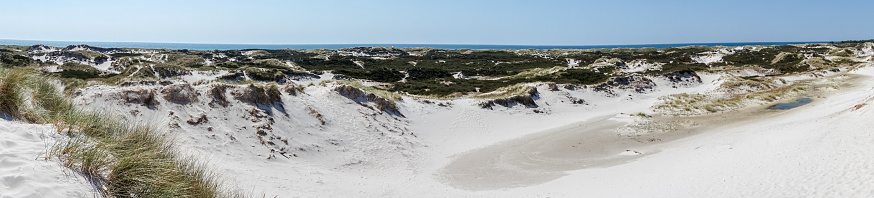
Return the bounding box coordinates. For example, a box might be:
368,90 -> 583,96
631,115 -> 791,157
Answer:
0,39 -> 829,50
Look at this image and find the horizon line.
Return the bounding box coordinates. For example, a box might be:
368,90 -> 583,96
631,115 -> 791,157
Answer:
0,38 -> 837,47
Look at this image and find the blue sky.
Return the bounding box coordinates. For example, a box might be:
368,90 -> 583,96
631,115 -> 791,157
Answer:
2,0 -> 872,45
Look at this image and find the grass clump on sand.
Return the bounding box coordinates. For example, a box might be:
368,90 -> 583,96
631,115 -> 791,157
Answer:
338,80 -> 403,102
474,83 -> 537,99
234,83 -> 283,106
0,68 -> 239,198
0,68 -> 28,120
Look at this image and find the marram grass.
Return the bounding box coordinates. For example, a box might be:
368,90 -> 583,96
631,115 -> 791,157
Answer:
0,68 -> 241,198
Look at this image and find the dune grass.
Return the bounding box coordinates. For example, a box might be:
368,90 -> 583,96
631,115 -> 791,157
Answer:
0,68 -> 27,120
338,80 -> 403,102
474,83 -> 537,99
654,78 -> 810,116
0,68 -> 239,198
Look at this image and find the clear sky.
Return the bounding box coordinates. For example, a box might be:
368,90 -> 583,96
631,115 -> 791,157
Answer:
2,0 -> 872,45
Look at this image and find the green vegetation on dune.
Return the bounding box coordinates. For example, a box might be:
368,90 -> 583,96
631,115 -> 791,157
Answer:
1,41 -> 871,98
722,45 -> 809,73
1,53 -> 33,67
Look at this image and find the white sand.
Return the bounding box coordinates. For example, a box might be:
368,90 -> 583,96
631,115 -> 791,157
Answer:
0,120 -> 97,198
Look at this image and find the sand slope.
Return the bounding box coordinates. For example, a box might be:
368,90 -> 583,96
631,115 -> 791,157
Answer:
0,120 -> 97,198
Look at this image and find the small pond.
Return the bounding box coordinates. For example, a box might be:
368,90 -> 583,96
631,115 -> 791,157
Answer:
770,98 -> 813,110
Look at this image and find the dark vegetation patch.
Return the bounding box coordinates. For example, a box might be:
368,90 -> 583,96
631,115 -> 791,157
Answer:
663,70 -> 703,84
186,114 -> 208,125
284,84 -> 304,96
255,49 -> 318,61
594,74 -> 656,94
165,54 -> 206,68
837,39 -> 874,44
57,70 -> 103,79
245,68 -> 284,82
288,48 -> 718,96
109,53 -> 143,58
153,64 -> 191,78
406,67 -> 452,81
55,62 -> 117,79
62,44 -> 124,54
0,53 -> 32,67
336,68 -> 404,82
834,39 -> 874,48
218,72 -> 245,81
390,68 -> 608,96
216,59 -> 287,70
339,47 -> 406,56
651,63 -> 709,74
4,42 -> 868,98
722,46 -> 807,73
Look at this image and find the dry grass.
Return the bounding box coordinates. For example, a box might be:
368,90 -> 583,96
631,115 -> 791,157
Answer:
718,76 -> 776,95
654,79 -> 809,116
804,57 -> 837,70
0,68 -> 28,119
828,47 -> 856,57
770,52 -> 795,64
0,68 -> 241,198
652,93 -> 742,116
52,119 -> 235,197
233,83 -> 282,106
337,80 -> 402,102
162,83 -> 200,104
505,67 -> 565,80
209,84 -> 231,108
335,85 -> 403,117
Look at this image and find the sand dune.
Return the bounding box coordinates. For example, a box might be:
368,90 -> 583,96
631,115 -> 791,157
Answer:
0,120 -> 96,198
58,62 -> 874,197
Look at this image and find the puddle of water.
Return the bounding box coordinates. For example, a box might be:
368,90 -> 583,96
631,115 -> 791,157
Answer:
771,98 -> 812,110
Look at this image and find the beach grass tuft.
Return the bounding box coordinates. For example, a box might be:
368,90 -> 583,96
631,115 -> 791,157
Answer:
0,68 -> 240,198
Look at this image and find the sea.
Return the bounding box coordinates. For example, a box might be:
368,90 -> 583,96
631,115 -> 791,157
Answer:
0,39 -> 829,50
